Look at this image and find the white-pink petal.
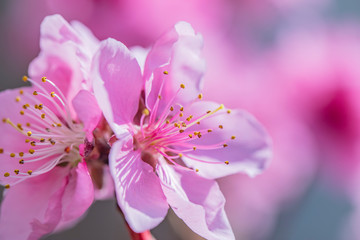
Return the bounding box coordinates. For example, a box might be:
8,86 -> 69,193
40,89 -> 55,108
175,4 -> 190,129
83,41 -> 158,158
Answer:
109,133 -> 169,232
144,21 -> 206,115
92,38 -> 143,136
157,162 -> 235,240
181,101 -> 272,179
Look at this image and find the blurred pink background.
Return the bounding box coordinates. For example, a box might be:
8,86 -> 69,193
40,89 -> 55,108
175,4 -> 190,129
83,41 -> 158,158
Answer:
1,0 -> 360,239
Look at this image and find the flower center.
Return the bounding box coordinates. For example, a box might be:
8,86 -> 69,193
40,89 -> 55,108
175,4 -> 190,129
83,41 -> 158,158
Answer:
1,76 -> 85,188
132,71 -> 234,172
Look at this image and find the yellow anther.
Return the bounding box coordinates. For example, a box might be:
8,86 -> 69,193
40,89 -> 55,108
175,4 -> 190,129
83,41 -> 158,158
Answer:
17,123 -> 23,130
10,153 -> 15,158
4,172 -> 10,177
41,113 -> 46,119
193,147 -> 196,150
178,153 -> 183,157
186,115 -> 193,121
179,129 -> 185,133
40,138 -> 45,143
14,169 -> 19,175
27,170 -> 32,175
180,84 -> 185,89
198,93 -> 203,99
0,148 -> 3,153
227,110 -> 231,114
34,104 -> 38,109
50,92 -> 55,97
29,149 -> 35,154
224,161 -> 229,165
2,118 -> 6,123
180,107 -> 184,111
198,133 -> 202,138
158,95 -> 162,99
179,112 -> 184,117
195,169 -> 199,172
22,76 -> 28,82
41,77 -> 47,82
166,120 -> 170,124
142,108 -> 150,116
207,129 -> 212,133
33,91 -> 38,96
50,140 -> 56,145
38,104 -> 43,110
19,159 -> 24,164
26,123 -> 31,127
19,89 -> 24,95
170,106 -> 174,111
25,139 -> 30,143
206,110 -> 211,114
30,141 -> 36,147
219,125 -> 223,129
231,136 -> 236,140
189,134 -> 193,138
4,184 -> 10,189
219,104 -> 224,109
182,122 -> 187,127
197,121 -> 200,124
22,104 -> 28,109
223,144 -> 228,148
163,70 -> 169,75
19,152 -> 24,157
56,123 -> 62,127
27,131 -> 32,136
194,131 -> 199,135
20,110 -> 24,115
15,96 -> 21,102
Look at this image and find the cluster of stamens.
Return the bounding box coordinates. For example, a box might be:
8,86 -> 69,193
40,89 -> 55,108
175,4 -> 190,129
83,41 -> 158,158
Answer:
133,71 -> 235,173
1,76 -> 85,188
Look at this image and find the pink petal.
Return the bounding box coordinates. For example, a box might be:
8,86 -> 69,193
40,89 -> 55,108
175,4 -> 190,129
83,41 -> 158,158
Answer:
28,44 -> 83,117
54,162 -> 94,231
29,15 -> 99,115
144,21 -> 205,115
0,87 -> 49,185
109,133 -> 169,232
92,38 -> 143,136
0,167 -> 69,240
181,101 -> 272,179
72,90 -> 102,141
157,162 -> 235,240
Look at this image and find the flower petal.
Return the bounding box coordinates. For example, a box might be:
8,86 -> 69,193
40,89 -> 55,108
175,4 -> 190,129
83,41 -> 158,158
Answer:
144,21 -> 205,114
72,90 -> 102,141
29,15 -> 99,116
0,167 -> 68,240
0,87 -> 50,185
109,133 -> 168,232
53,162 -> 94,231
92,38 -> 143,136
157,162 -> 235,240
181,101 -> 272,179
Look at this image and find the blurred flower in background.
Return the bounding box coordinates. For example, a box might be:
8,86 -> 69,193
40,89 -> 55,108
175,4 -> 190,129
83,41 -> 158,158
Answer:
1,0 -> 360,239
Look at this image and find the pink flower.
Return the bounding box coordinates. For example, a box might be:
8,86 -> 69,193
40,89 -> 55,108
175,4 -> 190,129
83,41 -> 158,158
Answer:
0,15 -> 102,239
91,22 -> 272,239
